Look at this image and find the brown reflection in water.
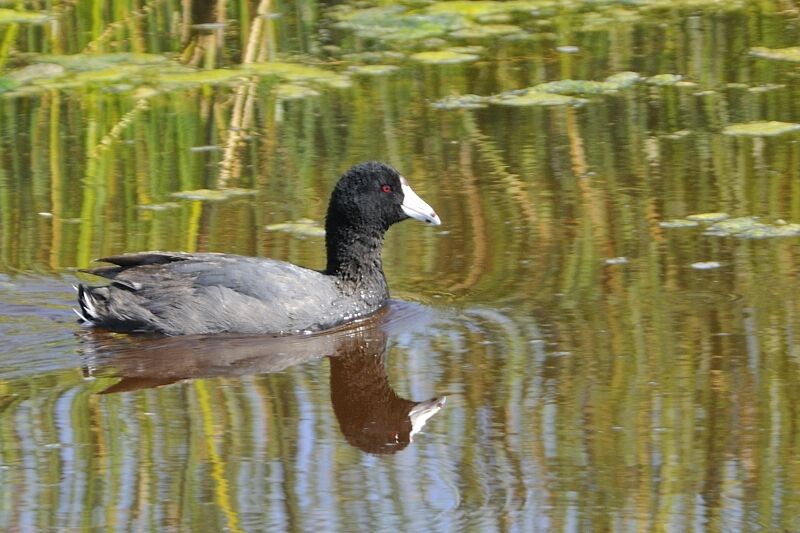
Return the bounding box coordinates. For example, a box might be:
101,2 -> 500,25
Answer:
329,331 -> 445,454
78,301 -> 445,455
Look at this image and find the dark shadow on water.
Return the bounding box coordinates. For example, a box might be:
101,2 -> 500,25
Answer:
77,299 -> 446,454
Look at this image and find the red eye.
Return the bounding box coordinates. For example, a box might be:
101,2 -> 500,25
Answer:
381,184 -> 392,193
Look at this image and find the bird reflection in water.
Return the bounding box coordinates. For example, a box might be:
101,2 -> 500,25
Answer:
78,301 -> 446,454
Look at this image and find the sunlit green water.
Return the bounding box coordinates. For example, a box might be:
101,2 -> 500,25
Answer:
2,1 -> 800,531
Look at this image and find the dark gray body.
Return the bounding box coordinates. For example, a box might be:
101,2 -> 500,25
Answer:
75,162 -> 441,336
78,252 -> 388,336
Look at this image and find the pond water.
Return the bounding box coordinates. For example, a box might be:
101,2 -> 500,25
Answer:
2,1 -> 800,531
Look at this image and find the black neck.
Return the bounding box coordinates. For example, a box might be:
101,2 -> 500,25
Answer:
325,223 -> 389,295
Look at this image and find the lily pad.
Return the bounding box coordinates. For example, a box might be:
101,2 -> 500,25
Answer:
348,65 -> 400,76
747,83 -> 784,93
659,219 -> 700,228
158,68 -> 247,86
450,24 -> 520,39
736,224 -> 800,239
72,65 -> 143,84
247,62 -> 342,82
722,121 -> 800,137
137,202 -> 181,211
687,212 -> 729,222
424,1 -> 543,17
410,50 -> 479,64
535,79 -> 616,95
662,213 -> 800,239
646,74 -> 683,86
605,71 -> 642,88
334,6 -> 464,42
341,51 -> 406,64
431,94 -> 488,109
274,83 -> 320,100
691,261 -> 721,270
750,46 -> 800,62
0,8 -> 48,24
704,216 -> 763,236
448,45 -> 485,55
171,188 -> 256,201
489,91 -> 586,107
476,13 -> 514,23
265,218 -> 325,238
35,53 -> 168,71
6,63 -> 65,84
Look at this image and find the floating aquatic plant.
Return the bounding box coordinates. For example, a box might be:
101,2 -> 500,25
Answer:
171,189 -> 256,201
750,46 -> 800,62
348,65 -> 400,76
429,71 -> 640,110
431,94 -> 488,109
246,62 -> 348,86
659,219 -> 700,228
646,74 -> 683,85
274,83 -> 321,100
333,6 -> 465,42
691,261 -> 721,270
722,121 -> 800,137
424,1 -> 543,18
265,218 -> 326,238
137,202 -> 181,211
488,91 -> 587,107
410,50 -> 480,64
660,213 -> 800,238
0,8 -> 49,24
535,79 -> 617,95
686,212 -> 729,222
450,24 -> 520,39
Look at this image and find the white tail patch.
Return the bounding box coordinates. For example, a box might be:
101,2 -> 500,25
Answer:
75,285 -> 101,325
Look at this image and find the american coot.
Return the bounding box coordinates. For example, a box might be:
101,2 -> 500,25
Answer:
75,161 -> 441,335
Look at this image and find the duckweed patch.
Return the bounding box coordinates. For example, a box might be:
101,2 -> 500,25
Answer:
430,71 -> 641,109
246,62 -> 347,85
35,53 -> 168,71
340,51 -> 405,64
450,24 -> 520,38
750,46 -> 800,62
424,1 -> 545,18
489,91 -> 586,107
659,219 -> 700,228
157,68 -> 248,87
687,212 -> 729,222
348,65 -> 400,76
171,189 -> 256,201
691,261 -> 721,270
605,72 -> 642,88
137,202 -> 181,211
0,8 -> 49,24
646,74 -> 683,85
661,214 -> 800,238
333,6 -> 464,42
722,121 -> 800,137
410,50 -> 480,64
431,94 -> 488,109
535,79 -> 616,95
265,218 -> 326,238
6,63 -> 65,84
2,56 -> 351,98
274,83 -> 321,100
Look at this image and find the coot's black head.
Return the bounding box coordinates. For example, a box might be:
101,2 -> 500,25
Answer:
326,162 -> 441,234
